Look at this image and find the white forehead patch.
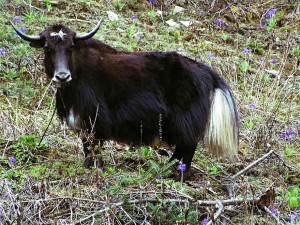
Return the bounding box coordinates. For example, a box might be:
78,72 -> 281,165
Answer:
50,29 -> 67,40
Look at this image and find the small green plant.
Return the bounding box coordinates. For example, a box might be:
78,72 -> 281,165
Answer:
266,10 -> 284,32
285,186 -> 300,208
125,151 -> 132,157
11,43 -> 31,57
173,30 -> 181,41
266,17 -> 277,32
106,166 -> 116,174
148,10 -> 156,19
221,33 -> 229,42
120,175 -> 139,186
248,41 -> 264,54
240,60 -> 249,72
289,46 -> 300,57
115,0 -> 125,11
10,134 -> 42,150
245,119 -> 255,129
140,146 -> 154,159
126,25 -> 137,39
28,165 -> 47,179
260,74 -> 271,83
24,11 -> 38,21
146,201 -> 185,223
284,147 -> 294,157
5,168 -> 25,181
209,165 -> 222,175
7,134 -> 44,165
43,0 -> 52,11
147,160 -> 176,179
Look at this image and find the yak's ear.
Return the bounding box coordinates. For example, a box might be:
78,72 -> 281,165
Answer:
29,40 -> 45,48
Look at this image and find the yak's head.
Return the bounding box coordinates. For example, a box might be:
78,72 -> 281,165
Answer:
11,19 -> 102,87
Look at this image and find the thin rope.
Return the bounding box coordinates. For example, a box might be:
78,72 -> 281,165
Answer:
38,105 -> 57,146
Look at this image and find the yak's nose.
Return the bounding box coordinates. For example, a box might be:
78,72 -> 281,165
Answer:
52,71 -> 72,83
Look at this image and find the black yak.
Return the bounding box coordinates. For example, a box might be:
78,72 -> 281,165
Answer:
11,19 -> 238,179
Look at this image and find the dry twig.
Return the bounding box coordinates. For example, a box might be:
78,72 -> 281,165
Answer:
272,151 -> 300,173
70,196 -> 259,224
232,150 -> 274,179
207,201 -> 224,225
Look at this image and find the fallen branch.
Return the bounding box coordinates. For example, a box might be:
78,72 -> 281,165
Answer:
22,0 -> 44,12
272,151 -> 300,173
207,201 -> 224,225
232,150 -> 274,180
19,196 -> 106,204
73,197 -> 259,224
69,18 -> 95,24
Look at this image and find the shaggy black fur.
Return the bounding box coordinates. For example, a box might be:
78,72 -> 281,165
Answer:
17,24 -> 237,180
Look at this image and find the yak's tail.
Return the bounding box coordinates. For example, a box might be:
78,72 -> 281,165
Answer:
206,88 -> 238,160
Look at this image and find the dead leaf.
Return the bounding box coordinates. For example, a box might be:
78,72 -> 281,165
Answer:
256,187 -> 276,209
107,11 -> 119,21
166,19 -> 180,28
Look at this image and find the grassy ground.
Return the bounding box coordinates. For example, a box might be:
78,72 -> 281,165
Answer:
0,0 -> 299,224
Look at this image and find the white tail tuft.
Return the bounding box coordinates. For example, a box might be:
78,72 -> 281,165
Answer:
206,88 -> 238,160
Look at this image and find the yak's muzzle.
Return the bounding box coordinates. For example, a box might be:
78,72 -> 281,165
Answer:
52,71 -> 72,87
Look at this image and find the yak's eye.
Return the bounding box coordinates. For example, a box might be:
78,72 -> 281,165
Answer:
44,44 -> 50,52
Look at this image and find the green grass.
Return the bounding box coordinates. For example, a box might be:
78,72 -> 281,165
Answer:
0,0 -> 299,224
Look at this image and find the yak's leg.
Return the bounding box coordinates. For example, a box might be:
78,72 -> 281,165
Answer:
169,147 -> 183,162
82,137 -> 104,169
170,143 -> 197,180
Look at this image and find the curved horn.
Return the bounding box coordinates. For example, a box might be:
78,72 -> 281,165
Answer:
10,21 -> 41,42
74,19 -> 102,40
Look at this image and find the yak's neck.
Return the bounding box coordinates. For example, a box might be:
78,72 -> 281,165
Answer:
56,81 -> 98,118
56,80 -> 108,132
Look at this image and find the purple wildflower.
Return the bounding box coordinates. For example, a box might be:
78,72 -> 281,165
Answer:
4,193 -> 9,199
266,9 -> 277,19
243,48 -> 252,54
297,212 -> 300,219
131,14 -> 138,19
271,208 -> 278,215
0,49 -> 6,55
9,157 -> 17,164
287,215 -> 292,223
269,59 -> 276,64
281,130 -> 295,138
133,32 -> 143,39
207,53 -> 216,58
214,19 -> 224,25
249,103 -> 255,109
260,57 -> 266,61
177,164 -> 186,171
21,27 -> 27,33
287,130 -> 295,135
13,16 -> 22,22
147,0 -> 156,5
203,218 -> 210,225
